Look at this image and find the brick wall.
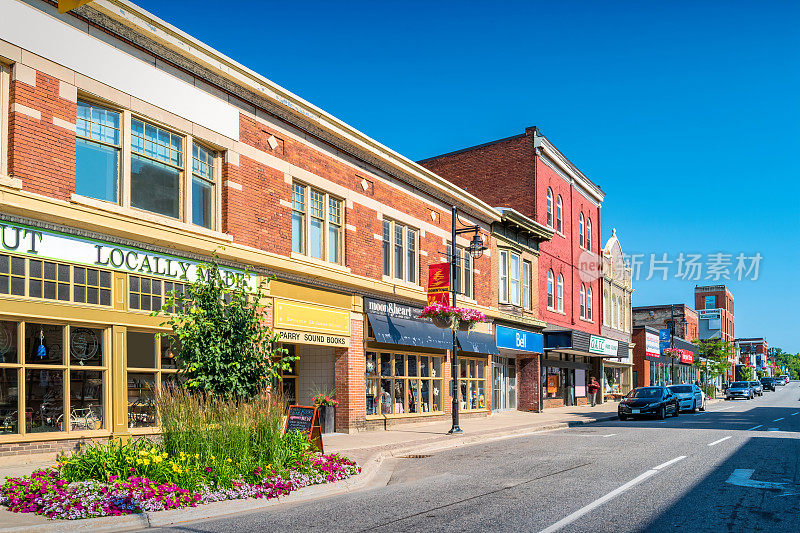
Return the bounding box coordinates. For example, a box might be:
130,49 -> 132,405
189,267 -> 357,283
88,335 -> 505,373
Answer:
516,354 -> 541,411
8,71 -> 76,200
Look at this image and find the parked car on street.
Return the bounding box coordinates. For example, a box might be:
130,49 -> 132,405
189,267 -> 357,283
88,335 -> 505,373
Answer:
760,377 -> 776,391
668,384 -> 705,413
726,381 -> 754,400
775,376 -> 786,386
618,387 -> 680,420
749,381 -> 763,396
779,375 -> 790,385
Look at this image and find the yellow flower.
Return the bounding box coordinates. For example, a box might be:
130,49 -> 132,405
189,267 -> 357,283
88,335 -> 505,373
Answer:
143,459 -> 150,466
136,458 -> 143,465
126,457 -> 133,463
211,455 -> 215,461
139,450 -> 147,456
227,458 -> 232,463
150,447 -> 157,454
194,454 -> 199,459
172,464 -> 179,472
162,452 -> 168,459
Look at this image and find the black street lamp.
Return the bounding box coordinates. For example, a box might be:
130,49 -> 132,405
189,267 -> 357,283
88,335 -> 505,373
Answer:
448,205 -> 486,435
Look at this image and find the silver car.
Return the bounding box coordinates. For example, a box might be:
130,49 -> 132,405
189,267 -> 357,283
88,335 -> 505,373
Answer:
726,381 -> 754,400
668,384 -> 705,412
748,380 -> 763,396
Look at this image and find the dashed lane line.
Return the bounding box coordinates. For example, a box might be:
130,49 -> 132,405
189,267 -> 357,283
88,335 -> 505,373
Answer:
747,425 -> 763,431
708,436 -> 732,446
773,418 -> 785,422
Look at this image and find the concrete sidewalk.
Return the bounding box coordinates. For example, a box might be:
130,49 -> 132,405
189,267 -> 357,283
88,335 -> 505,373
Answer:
0,401 -> 625,531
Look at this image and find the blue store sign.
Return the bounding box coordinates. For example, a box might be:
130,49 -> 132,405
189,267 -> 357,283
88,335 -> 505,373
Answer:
659,328 -> 671,352
496,325 -> 543,353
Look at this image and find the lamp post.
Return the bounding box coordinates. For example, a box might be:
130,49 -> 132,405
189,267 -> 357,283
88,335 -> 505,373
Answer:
448,205 -> 486,435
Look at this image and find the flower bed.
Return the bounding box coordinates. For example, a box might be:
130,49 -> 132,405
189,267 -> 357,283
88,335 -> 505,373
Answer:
418,303 -> 488,331
0,445 -> 360,520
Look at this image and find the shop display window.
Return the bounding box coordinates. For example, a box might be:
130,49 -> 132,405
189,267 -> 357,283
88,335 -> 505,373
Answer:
275,345 -> 297,405
0,368 -> 19,435
127,372 -> 155,428
542,366 -> 565,399
127,331 -> 156,368
0,255 -> 25,296
366,351 -> 443,417
26,369 -> 64,433
69,370 -> 103,431
69,327 -> 104,366
0,254 -> 112,306
459,356 -> 487,411
0,321 -> 18,364
73,267 -> 112,306
25,324 -> 64,365
125,331 -> 178,431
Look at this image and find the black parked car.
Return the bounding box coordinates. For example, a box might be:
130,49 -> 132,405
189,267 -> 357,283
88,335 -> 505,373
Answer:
618,387 -> 680,420
760,377 -> 776,392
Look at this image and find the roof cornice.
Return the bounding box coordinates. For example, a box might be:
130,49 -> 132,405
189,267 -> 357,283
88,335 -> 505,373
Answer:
75,0 -> 500,222
496,207 -> 555,241
532,132 -> 605,203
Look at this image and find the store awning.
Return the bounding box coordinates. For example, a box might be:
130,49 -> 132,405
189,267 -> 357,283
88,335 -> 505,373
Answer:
366,312 -> 451,350
457,331 -> 499,355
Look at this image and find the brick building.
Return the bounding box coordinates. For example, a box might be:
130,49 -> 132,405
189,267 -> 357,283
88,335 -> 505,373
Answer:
632,304 -> 699,342
420,127 -> 629,408
735,337 -> 770,377
695,285 -> 735,343
0,0 -> 551,455
600,230 -> 634,398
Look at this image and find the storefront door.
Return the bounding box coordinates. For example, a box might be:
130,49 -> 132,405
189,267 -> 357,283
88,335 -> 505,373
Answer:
492,356 -> 516,410
565,369 -> 575,406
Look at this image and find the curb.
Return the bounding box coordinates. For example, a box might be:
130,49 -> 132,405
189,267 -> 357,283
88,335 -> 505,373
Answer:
0,514 -> 149,532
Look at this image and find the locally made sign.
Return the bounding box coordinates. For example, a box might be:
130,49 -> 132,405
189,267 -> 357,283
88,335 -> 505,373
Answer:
588,335 -> 618,356
645,332 -> 660,358
0,220 -> 255,287
276,330 -> 349,347
284,405 -> 323,453
427,262 -> 450,306
496,325 -> 543,353
273,300 -> 351,337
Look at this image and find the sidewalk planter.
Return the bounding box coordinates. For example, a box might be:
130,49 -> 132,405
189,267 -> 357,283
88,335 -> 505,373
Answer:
419,304 -> 488,332
320,405 -> 336,434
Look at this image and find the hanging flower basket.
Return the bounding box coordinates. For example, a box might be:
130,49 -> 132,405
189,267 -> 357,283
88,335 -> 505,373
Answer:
419,303 -> 488,332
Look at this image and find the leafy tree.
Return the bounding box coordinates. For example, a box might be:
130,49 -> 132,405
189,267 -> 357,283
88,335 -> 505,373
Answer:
740,366 -> 754,381
771,347 -> 800,379
693,338 -> 733,384
153,258 -> 294,399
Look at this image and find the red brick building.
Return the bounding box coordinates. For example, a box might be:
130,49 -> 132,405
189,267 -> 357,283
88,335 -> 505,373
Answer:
420,127 -> 628,408
735,337 -> 770,376
632,304 -> 699,342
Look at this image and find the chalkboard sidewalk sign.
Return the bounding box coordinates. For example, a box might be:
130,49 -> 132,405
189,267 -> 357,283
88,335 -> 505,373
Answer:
284,404 -> 323,453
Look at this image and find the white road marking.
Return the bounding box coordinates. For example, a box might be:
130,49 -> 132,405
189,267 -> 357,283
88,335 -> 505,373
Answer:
653,456 -> 686,470
601,433 -> 617,438
791,412 -> 799,416
773,417 -> 785,421
746,425 -> 763,431
708,436 -> 732,446
726,469 -> 787,490
538,457 -> 684,533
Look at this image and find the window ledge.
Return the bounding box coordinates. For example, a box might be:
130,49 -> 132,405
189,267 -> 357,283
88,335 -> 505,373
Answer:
290,252 -> 351,273
546,308 -> 567,316
381,275 -> 423,292
70,194 -> 233,242
0,174 -> 22,189
579,317 -> 595,324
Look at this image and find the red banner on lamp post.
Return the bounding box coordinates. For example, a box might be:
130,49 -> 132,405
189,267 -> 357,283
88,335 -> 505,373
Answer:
427,263 -> 451,306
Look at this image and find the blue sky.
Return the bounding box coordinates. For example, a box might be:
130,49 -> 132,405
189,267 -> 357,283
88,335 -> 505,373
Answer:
136,0 -> 800,352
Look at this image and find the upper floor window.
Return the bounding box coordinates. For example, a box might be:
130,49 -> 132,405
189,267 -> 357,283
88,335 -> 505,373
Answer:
547,269 -> 554,309
579,283 -> 586,318
522,260 -> 532,310
546,188 -> 553,227
555,196 -> 563,233
383,220 -> 417,283
447,244 -> 473,299
498,250 -> 526,306
76,101 -> 120,204
75,100 -> 218,229
579,213 -> 585,248
191,144 -> 216,229
556,273 -> 564,312
292,182 -> 343,264
586,217 -> 592,251
1,63 -> 11,176
587,287 -> 593,321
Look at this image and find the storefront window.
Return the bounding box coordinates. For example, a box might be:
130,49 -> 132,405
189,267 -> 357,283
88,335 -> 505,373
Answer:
459,356 -> 487,411
0,254 -> 112,306
0,322 -> 108,436
366,351 -> 443,416
542,366 -> 564,400
126,331 -> 178,430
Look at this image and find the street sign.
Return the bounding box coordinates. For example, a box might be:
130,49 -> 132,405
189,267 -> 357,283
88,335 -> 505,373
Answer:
659,328 -> 671,352
427,263 -> 450,305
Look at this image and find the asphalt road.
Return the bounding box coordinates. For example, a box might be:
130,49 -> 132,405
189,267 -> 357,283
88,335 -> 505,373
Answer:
151,382 -> 800,533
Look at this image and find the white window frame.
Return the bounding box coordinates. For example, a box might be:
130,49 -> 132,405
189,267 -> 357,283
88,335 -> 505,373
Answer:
292,181 -> 344,265
383,219 -> 417,284
73,96 -> 221,231
580,283 -> 586,318
579,213 -> 585,248
522,260 -> 532,310
547,269 -> 554,309
586,217 -> 592,252
499,250 -> 525,306
556,196 -> 563,234
587,287 -> 593,321
557,273 -> 564,312
546,188 -> 553,228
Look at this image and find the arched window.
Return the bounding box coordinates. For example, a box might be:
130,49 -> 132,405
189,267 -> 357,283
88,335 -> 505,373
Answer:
547,269 -> 554,309
579,213 -> 585,248
546,188 -> 553,227
579,283 -> 586,318
556,196 -> 563,233
557,273 -> 564,312
586,217 -> 592,251
587,287 -> 593,320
